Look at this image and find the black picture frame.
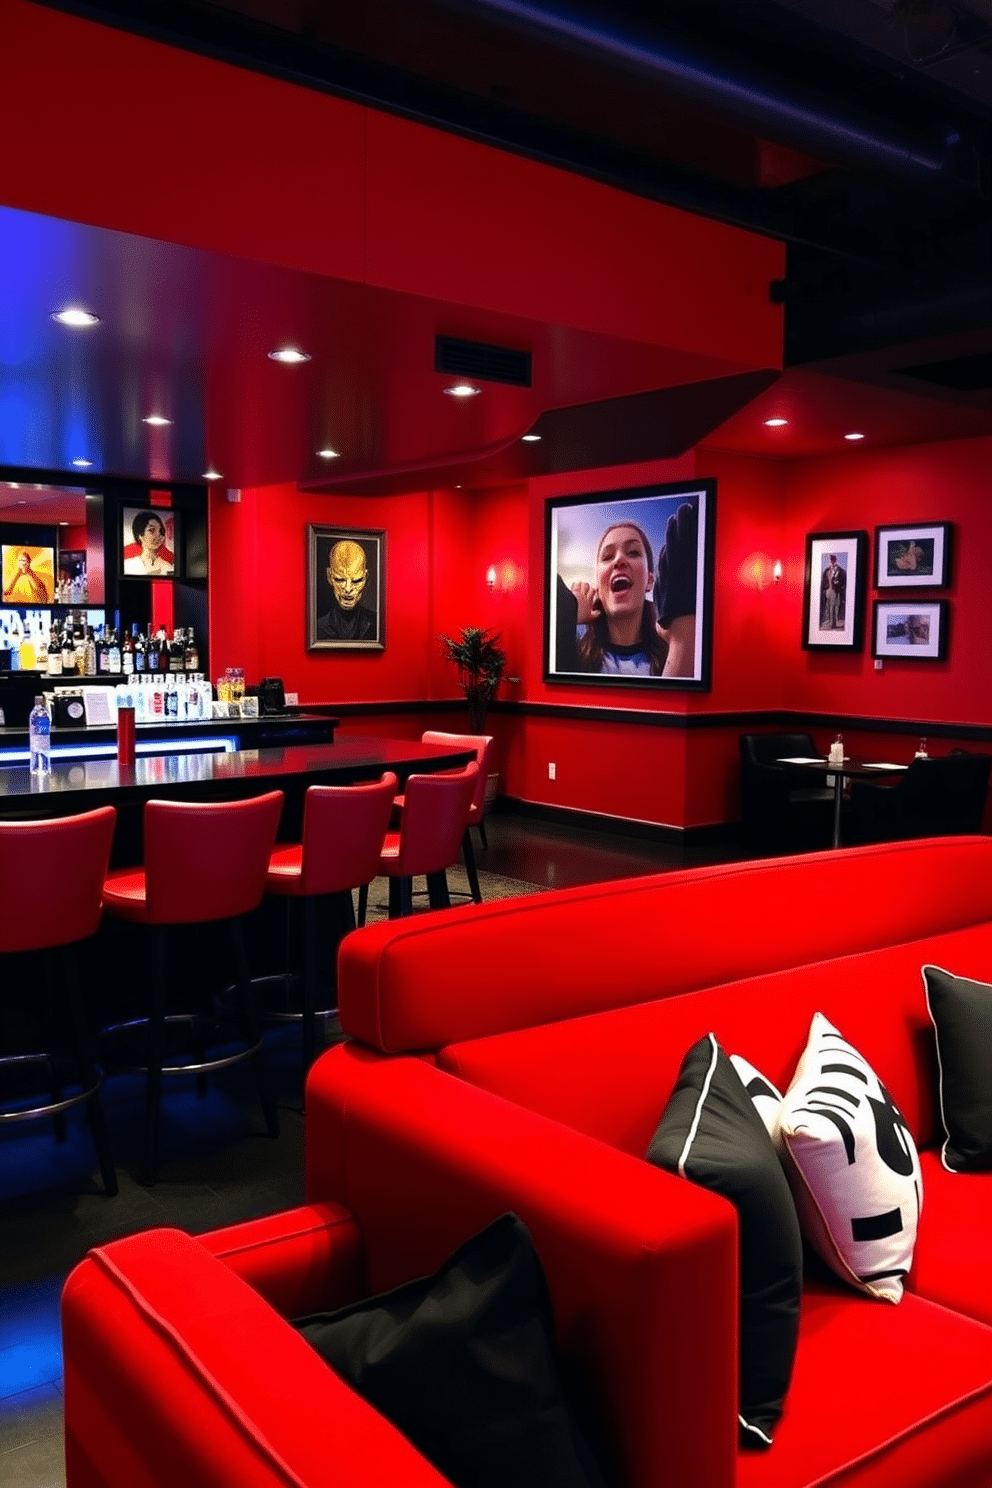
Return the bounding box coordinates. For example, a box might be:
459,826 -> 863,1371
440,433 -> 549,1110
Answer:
307,525 -> 385,651
802,530 -> 867,652
543,478 -> 715,690
120,505 -> 180,579
872,599 -> 949,661
874,522 -> 952,589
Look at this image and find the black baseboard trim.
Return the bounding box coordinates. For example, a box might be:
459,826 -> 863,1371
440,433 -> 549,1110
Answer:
494,794 -> 739,849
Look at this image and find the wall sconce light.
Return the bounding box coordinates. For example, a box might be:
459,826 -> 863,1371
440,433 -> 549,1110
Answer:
772,560 -> 783,584
486,565 -> 497,591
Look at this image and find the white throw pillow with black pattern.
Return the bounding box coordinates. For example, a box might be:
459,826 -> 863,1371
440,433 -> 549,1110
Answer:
779,1013 -> 922,1303
730,1054 -> 784,1143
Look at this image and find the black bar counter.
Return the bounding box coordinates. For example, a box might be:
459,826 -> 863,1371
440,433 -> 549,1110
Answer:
0,735 -> 474,865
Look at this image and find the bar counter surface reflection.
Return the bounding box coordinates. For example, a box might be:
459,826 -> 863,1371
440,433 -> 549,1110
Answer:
0,737 -> 476,806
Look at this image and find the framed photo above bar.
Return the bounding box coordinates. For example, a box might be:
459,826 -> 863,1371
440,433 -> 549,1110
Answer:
307,525 -> 385,651
872,600 -> 949,661
874,522 -> 952,589
544,479 -> 715,690
802,530 -> 867,652
121,507 -> 179,578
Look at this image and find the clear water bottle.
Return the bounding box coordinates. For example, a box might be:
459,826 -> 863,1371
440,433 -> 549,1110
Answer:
29,695 -> 51,774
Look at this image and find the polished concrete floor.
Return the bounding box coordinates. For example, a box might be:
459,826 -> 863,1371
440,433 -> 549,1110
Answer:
0,811 -> 742,1487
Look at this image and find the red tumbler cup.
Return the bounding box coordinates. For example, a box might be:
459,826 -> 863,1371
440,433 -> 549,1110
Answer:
117,705 -> 135,767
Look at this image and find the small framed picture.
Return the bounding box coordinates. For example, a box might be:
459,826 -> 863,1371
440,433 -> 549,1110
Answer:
874,523 -> 951,589
307,525 -> 385,651
1,544 -> 55,603
802,531 -> 867,652
872,600 -> 948,661
121,506 -> 179,578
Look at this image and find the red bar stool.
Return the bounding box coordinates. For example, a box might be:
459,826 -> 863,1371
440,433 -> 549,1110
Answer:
101,791 -> 284,1186
392,733 -> 494,903
264,772 -> 397,1069
0,806 -> 118,1196
359,762 -> 479,920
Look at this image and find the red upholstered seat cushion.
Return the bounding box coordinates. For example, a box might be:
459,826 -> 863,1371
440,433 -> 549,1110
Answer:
102,866 -> 150,922
736,1278 -> 992,1488
380,832 -> 400,863
265,842 -> 304,891
910,1154 -> 992,1326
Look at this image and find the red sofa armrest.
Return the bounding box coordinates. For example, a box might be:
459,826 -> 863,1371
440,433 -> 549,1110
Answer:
306,1044 -> 739,1488
62,1226 -> 451,1488
198,1200 -> 363,1318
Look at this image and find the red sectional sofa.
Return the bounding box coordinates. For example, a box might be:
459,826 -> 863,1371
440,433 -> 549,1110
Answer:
62,837 -> 992,1488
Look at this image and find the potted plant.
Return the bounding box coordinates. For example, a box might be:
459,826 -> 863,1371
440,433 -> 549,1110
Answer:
438,626 -> 507,732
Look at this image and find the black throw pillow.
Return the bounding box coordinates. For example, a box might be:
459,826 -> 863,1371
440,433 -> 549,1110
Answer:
646,1034 -> 803,1450
293,1213 -> 606,1488
923,964 -> 992,1172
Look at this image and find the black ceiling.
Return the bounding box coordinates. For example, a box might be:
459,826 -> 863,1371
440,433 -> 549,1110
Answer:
46,0 -> 992,379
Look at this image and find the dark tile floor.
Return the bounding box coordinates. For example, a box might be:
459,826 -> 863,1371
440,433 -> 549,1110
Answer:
0,812 -> 742,1486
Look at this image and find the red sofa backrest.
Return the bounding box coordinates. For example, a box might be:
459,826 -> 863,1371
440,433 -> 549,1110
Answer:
438,919 -> 992,1155
338,836 -> 992,1054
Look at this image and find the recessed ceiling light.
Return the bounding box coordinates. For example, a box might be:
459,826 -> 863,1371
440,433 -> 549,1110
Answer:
844,431 -> 866,441
268,347 -> 311,364
142,415 -> 172,427
317,447 -> 340,459
202,469 -> 222,481
522,433 -> 542,442
71,458 -> 93,467
764,417 -> 789,427
444,383 -> 481,398
51,307 -> 100,327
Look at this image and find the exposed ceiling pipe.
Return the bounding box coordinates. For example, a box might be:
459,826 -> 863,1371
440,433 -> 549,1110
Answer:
446,0 -> 965,187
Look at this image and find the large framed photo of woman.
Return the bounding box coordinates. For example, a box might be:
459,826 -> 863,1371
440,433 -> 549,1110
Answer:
306,525 -> 385,651
875,522 -> 951,589
802,531 -> 867,652
121,506 -> 179,578
544,479 -> 715,689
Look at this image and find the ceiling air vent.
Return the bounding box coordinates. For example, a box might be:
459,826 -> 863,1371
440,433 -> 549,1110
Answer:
435,336 -> 532,387
895,350 -> 992,392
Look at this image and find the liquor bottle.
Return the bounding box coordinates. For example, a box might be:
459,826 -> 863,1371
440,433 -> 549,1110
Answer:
28,696 -> 51,775
184,627 -> 199,672
19,622 -> 34,673
97,626 -> 110,675
122,625 -> 134,676
169,629 -> 184,673
47,627 -> 62,677
108,626 -> 121,676
84,626 -> 97,677
164,673 -> 178,719
61,622 -> 76,676
146,628 -> 160,671
134,625 -> 146,674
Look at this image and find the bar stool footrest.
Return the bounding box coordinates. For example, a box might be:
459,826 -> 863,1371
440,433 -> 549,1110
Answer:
100,1015 -> 263,1077
0,1053 -> 103,1124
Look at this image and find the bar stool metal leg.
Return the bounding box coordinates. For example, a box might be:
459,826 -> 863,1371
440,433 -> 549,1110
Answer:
230,916 -> 279,1139
62,946 -> 118,1197
144,927 -> 167,1186
425,871 -> 451,910
461,830 -> 482,905
302,896 -> 317,1072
